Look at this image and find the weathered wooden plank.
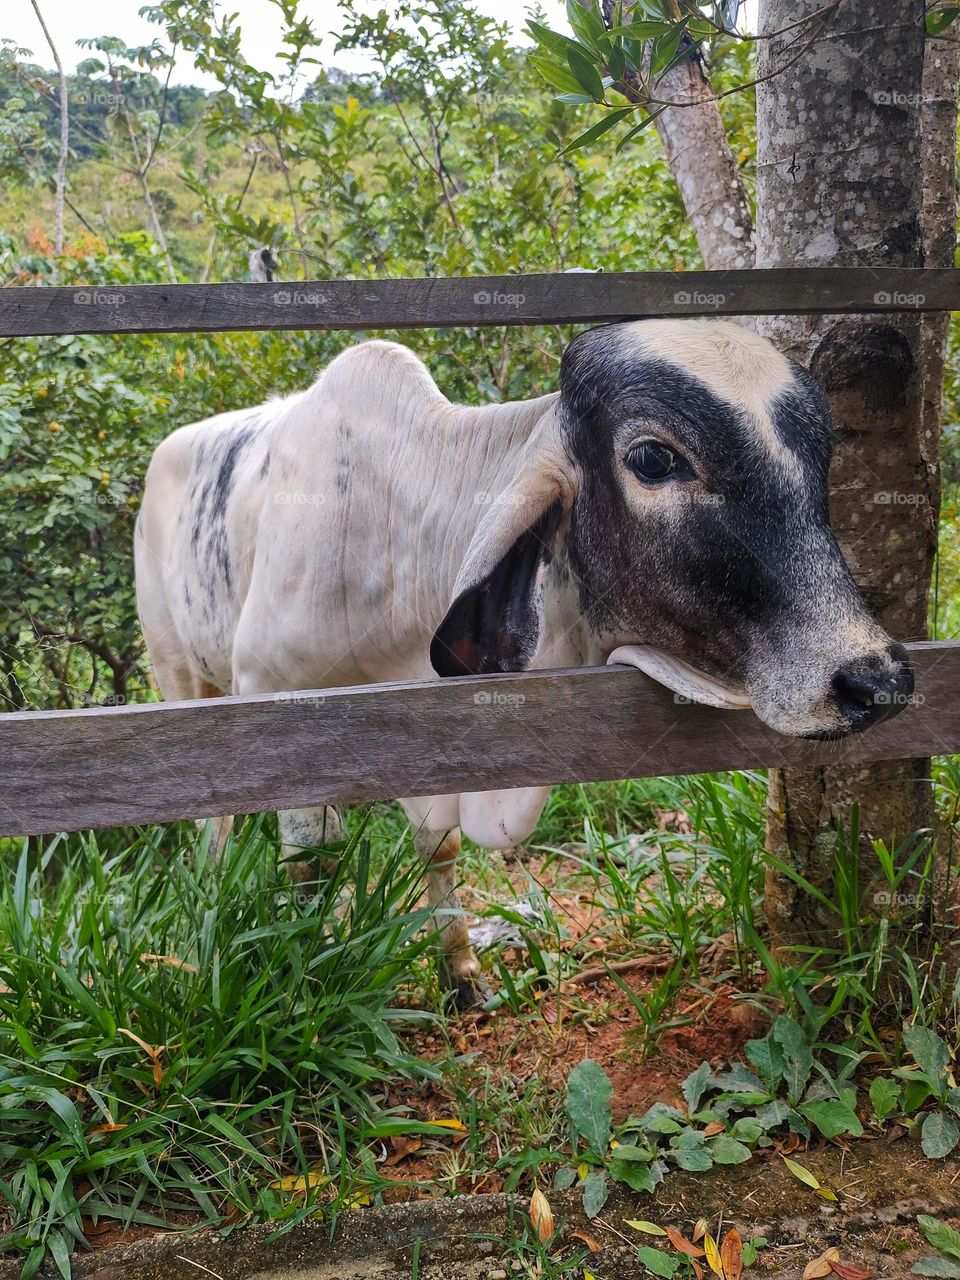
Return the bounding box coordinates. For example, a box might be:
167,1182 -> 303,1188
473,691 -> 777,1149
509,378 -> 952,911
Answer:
1,642 -> 957,837
0,268 -> 953,338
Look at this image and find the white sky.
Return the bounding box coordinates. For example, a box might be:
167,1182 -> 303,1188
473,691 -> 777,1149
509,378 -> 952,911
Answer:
7,0 -> 565,83
7,0 -> 758,86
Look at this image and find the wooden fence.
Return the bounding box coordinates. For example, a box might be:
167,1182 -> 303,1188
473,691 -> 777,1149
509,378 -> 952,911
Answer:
2,267 -> 959,838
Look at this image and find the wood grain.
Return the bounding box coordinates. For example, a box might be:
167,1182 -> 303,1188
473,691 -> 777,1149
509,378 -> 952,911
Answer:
0,268 -> 956,337
1,642 -> 957,837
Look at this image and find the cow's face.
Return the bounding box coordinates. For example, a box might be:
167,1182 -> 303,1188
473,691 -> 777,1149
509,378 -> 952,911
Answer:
432,319 -> 913,739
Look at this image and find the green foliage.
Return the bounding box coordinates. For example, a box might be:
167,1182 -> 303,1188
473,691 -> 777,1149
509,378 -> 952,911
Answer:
0,816 -> 438,1272
526,0 -> 757,153
889,1025 -> 960,1158
915,1215 -> 960,1279
559,1008 -> 954,1211
558,1014 -> 960,1218
558,1020 -> 865,1215
927,6 -> 960,35
1,0 -> 709,711
566,1059 -> 613,1154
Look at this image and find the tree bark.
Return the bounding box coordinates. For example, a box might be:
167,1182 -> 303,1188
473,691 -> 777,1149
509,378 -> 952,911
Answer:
755,0 -> 949,951
649,57 -> 755,270
594,0 -> 755,269
30,0 -> 68,255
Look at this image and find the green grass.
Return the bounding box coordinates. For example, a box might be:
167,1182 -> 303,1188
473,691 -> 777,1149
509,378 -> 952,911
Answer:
3,766 -> 960,1277
0,816 -> 439,1276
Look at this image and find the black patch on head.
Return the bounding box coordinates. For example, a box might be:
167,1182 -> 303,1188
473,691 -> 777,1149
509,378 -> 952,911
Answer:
766,365 -> 833,487
554,323 -> 847,678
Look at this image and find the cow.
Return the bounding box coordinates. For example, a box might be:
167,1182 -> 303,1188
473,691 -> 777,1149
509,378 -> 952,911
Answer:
135,318 -> 914,1007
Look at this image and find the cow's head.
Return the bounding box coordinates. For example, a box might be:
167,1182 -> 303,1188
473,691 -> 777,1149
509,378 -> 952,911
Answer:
431,319 -> 913,739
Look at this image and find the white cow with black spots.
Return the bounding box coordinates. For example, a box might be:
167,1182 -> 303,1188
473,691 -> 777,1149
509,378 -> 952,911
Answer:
136,319 -> 913,1006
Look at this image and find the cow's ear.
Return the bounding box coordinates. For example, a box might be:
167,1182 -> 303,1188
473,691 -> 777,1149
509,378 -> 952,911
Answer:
430,465 -> 572,677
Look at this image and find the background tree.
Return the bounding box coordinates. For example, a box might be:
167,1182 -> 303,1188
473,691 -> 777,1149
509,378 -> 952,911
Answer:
27,0 -> 67,254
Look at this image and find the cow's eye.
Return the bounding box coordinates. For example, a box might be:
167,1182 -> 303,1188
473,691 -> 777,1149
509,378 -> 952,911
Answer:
625,440 -> 681,483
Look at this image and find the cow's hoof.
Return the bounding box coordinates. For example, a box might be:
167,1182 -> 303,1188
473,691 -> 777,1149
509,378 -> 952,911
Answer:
445,971 -> 494,1012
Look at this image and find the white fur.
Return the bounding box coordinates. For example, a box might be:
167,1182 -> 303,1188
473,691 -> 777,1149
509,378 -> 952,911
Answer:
136,340 -> 581,846
620,318 -> 801,476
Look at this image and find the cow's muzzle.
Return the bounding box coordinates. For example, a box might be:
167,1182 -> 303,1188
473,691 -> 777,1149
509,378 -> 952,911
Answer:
806,641 -> 914,739
607,639 -> 915,741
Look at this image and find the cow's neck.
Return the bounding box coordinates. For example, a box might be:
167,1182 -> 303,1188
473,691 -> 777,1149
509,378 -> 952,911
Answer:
422,392 -> 591,671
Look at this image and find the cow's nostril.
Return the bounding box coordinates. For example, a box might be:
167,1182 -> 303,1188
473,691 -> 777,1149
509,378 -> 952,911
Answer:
838,671 -> 883,710
831,646 -> 914,732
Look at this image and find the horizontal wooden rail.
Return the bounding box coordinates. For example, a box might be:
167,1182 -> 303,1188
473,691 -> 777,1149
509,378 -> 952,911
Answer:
0,268 -> 956,338
1,642 -> 957,838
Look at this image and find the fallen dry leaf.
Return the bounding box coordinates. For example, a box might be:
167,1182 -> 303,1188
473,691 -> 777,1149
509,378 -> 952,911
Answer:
117,1028 -> 176,1088
667,1227 -> 706,1259
828,1262 -> 875,1280
703,1120 -> 725,1137
140,952 -> 198,973
529,1186 -> 554,1243
803,1248 -> 841,1280
430,1118 -> 468,1133
782,1156 -> 821,1190
693,1263 -> 704,1280
704,1233 -> 724,1279
626,1221 -> 668,1236
693,1219 -> 708,1244
384,1136 -> 423,1166
720,1229 -> 744,1280
570,1231 -> 602,1253
270,1171 -> 327,1194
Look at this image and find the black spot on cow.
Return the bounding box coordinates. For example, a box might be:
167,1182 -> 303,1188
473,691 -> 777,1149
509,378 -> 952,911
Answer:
190,479 -> 213,551
259,452 -> 271,481
188,414 -> 265,603
192,646 -> 215,681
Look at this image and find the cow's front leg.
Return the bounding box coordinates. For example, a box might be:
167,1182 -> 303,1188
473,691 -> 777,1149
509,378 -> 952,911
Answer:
278,805 -> 343,887
413,826 -> 492,1011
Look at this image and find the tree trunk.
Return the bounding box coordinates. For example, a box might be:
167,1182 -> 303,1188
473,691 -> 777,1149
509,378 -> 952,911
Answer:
649,57 -> 755,270
30,0 -> 68,255
755,0 -> 950,951
595,0 -> 755,269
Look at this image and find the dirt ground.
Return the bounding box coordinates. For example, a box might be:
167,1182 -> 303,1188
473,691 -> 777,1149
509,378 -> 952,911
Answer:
379,963 -> 769,1199
377,842 -> 772,1200
9,1145 -> 958,1280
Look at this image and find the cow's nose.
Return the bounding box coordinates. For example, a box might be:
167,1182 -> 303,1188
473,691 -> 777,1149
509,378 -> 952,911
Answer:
831,643 -> 914,732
